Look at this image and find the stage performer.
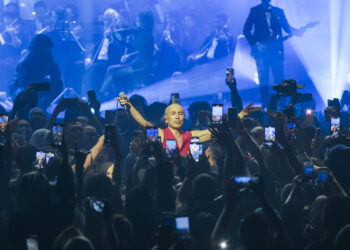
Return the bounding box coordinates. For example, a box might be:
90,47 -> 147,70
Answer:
116,94 -> 260,156
243,0 -> 298,108
117,96 -> 209,156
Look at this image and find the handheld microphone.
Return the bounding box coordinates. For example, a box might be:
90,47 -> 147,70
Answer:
119,92 -> 128,110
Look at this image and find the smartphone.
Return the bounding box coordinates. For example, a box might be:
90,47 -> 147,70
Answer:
189,141 -> 202,162
170,93 -> 180,104
317,167 -> 328,183
303,162 -> 314,176
286,122 -> 296,132
26,235 -> 38,250
233,176 -> 259,186
52,124 -> 64,146
88,197 -> 105,213
63,97 -> 78,106
32,82 -> 50,91
226,68 -> 235,83
104,124 -> 115,144
45,152 -> 55,164
105,110 -> 115,124
0,114 -> 8,144
175,216 -> 191,240
212,104 -> 223,125
0,114 -> 8,132
264,126 -> 275,147
228,107 -> 238,128
146,128 -> 158,142
331,117 -> 340,133
35,151 -> 46,169
165,139 -> 177,158
88,90 -> 97,102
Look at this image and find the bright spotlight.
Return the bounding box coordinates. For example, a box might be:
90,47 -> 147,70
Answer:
219,241 -> 228,249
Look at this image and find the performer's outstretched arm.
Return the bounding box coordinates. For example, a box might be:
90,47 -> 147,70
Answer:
115,96 -> 153,128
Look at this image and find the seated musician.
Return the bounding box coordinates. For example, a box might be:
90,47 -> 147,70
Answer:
100,11 -> 155,99
84,8 -> 125,92
186,12 -> 234,67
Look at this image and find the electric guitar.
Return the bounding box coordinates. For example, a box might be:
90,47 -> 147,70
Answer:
251,21 -> 319,58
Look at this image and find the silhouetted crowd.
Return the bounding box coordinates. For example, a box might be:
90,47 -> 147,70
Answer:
1,71 -> 350,250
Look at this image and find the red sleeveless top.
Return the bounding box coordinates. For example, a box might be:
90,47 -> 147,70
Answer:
162,128 -> 192,156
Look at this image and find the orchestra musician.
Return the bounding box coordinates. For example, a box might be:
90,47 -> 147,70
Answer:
186,12 -> 234,68
33,1 -> 50,34
0,2 -> 28,58
84,8 -> 125,93
100,11 -> 154,99
0,2 -> 29,92
154,11 -> 183,79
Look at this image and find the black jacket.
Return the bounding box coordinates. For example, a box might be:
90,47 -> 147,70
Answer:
243,4 -> 292,47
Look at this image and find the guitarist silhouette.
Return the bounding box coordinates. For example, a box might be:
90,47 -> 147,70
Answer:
243,0 -> 318,108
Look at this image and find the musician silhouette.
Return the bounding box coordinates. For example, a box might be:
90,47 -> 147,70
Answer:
187,12 -> 233,68
100,11 -> 154,98
243,0 -> 298,108
84,8 -> 125,94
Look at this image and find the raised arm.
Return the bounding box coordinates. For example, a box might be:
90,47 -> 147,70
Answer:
191,129 -> 211,143
115,96 -> 153,128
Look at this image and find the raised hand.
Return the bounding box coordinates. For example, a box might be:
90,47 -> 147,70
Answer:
114,95 -> 130,107
266,109 -> 286,129
238,103 -> 262,119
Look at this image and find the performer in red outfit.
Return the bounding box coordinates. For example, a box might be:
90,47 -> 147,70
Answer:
116,96 -> 211,156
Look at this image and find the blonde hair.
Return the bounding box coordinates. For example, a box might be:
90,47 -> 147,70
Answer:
104,8 -> 119,21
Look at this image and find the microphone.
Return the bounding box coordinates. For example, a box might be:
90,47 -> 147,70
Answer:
119,92 -> 128,110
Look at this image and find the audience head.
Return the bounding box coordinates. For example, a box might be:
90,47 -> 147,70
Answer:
240,213 -> 269,250
29,107 -> 46,131
15,144 -> 37,173
14,119 -> 33,144
29,34 -> 54,54
334,224 -> 350,250
63,236 -> 95,250
322,196 -> 350,237
205,142 -> 224,169
84,173 -> 113,200
250,126 -> 264,146
192,174 -> 217,208
326,145 -> 350,193
16,171 -> 51,212
188,101 -> 211,125
112,214 -> 133,249
64,119 -> 84,150
191,212 -> 215,249
53,226 -> 83,250
82,125 -> 98,150
146,102 -> 167,126
130,95 -> 148,115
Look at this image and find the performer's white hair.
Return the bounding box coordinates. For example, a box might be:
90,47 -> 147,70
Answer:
103,8 -> 119,21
